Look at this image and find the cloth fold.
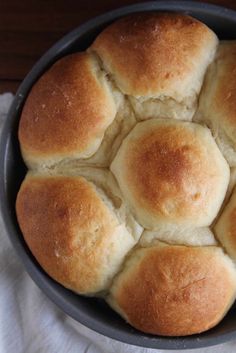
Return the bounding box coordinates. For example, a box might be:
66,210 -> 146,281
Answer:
0,92 -> 235,353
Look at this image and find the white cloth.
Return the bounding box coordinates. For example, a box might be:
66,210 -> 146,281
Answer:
0,92 -> 236,353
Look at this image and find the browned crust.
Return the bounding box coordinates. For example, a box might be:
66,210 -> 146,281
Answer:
215,187 -> 236,260
206,42 -> 236,135
92,12 -> 216,96
18,52 -> 116,164
111,119 -> 229,227
110,245 -> 236,336
16,174 -> 129,294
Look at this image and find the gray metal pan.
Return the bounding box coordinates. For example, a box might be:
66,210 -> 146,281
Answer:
1,1 -> 236,349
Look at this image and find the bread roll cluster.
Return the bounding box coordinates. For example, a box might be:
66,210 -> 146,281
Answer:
16,12 -> 236,336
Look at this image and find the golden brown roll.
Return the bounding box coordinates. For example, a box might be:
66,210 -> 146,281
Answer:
18,52 -> 117,169
111,119 -> 229,229
109,242 -> 236,336
16,174 -> 139,295
214,187 -> 236,260
196,41 -> 236,166
91,12 -> 218,120
15,12 -> 236,338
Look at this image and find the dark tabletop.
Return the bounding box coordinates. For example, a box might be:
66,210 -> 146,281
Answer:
1,0 -> 236,94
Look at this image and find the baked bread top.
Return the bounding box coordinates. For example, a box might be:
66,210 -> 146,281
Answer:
19,53 -> 117,169
111,119 -> 229,229
196,41 -> 236,166
16,12 -> 236,337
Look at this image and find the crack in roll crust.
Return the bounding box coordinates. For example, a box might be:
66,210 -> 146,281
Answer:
140,227 -> 217,247
16,12 -> 236,337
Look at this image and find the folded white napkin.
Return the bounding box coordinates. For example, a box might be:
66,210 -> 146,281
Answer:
0,92 -> 235,353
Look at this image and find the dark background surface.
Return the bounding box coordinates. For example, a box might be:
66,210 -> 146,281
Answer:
1,0 -> 236,94
1,1 -> 236,350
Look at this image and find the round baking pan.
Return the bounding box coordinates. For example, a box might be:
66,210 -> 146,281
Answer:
1,1 -> 236,350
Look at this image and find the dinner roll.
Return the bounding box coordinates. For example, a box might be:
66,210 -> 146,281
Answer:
109,242 -> 236,336
16,174 -> 139,295
45,165 -> 144,239
111,119 -> 229,229
61,100 -> 137,168
215,187 -> 236,261
16,11 -> 236,337
91,12 -> 218,120
196,41 -> 236,166
18,52 -> 118,169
